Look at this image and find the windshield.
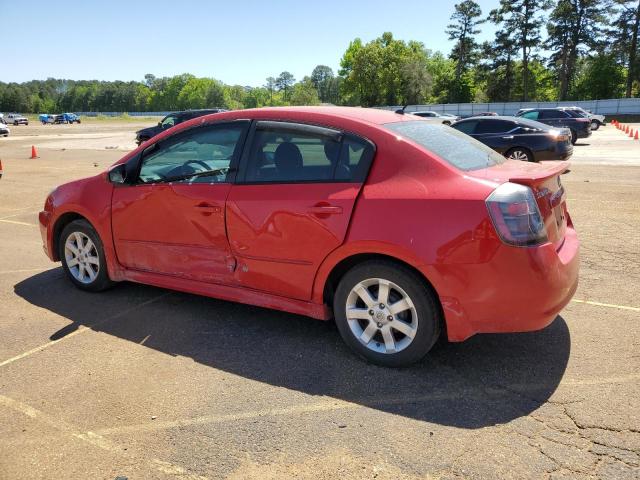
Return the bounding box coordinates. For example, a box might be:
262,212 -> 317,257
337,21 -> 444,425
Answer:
384,121 -> 506,171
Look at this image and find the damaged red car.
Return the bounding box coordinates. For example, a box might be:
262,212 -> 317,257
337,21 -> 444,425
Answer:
39,107 -> 579,366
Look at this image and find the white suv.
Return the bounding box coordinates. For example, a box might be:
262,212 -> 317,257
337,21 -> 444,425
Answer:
4,113 -> 28,125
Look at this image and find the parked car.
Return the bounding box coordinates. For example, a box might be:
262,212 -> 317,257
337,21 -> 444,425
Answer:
516,108 -> 591,144
0,123 -> 9,137
410,111 -> 459,125
135,108 -> 227,145
559,106 -> 606,131
39,107 -> 579,367
451,116 -> 572,162
54,113 -> 81,124
39,114 -> 56,125
475,112 -> 499,116
5,113 -> 28,125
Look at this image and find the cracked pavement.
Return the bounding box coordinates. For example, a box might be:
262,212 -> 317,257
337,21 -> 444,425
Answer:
0,121 -> 638,479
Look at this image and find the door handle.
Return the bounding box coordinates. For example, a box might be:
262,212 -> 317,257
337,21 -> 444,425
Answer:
502,136 -> 514,140
195,202 -> 221,214
307,204 -> 343,216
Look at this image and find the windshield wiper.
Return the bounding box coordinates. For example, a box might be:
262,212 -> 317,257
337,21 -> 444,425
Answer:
162,167 -> 233,183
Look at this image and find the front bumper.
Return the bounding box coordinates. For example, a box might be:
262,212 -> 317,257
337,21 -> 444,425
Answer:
38,210 -> 55,260
439,223 -> 580,342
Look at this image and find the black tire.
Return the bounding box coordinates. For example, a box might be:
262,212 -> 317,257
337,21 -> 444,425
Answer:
59,219 -> 115,292
590,120 -> 599,131
505,147 -> 534,162
570,130 -> 578,145
442,120 -> 451,126
333,260 -> 441,367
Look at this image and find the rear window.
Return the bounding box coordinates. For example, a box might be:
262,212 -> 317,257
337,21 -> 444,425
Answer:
384,121 -> 506,171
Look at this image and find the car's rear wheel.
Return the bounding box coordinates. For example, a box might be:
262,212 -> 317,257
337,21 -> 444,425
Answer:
333,260 -> 441,367
59,219 -> 114,292
590,120 -> 599,131
506,147 -> 533,162
570,130 -> 578,145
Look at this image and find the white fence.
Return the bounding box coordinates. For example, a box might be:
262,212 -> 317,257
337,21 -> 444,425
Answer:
382,98 -> 640,116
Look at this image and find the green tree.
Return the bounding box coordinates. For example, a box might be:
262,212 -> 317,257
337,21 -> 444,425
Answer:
489,0 -> 552,101
573,53 -> 626,98
446,0 -> 484,102
546,0 -> 611,100
265,77 -> 277,105
276,72 -> 295,101
290,77 -> 321,105
310,65 -> 335,103
611,0 -> 640,97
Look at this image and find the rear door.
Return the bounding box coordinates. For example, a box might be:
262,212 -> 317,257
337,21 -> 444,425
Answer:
226,121 -> 374,300
471,119 -> 517,154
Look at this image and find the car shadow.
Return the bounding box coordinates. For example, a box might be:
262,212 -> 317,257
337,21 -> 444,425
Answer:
14,269 -> 571,429
574,142 -> 590,146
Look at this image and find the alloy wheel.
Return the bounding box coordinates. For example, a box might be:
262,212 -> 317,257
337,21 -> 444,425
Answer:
64,231 -> 100,284
507,149 -> 529,161
345,278 -> 418,354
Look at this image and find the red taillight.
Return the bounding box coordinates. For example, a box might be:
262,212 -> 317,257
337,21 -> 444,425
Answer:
486,183 -> 548,247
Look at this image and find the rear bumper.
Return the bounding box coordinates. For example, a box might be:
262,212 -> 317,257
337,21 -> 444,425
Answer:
438,224 -> 580,342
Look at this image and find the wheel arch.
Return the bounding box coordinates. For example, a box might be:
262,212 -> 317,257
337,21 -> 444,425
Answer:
51,212 -> 92,261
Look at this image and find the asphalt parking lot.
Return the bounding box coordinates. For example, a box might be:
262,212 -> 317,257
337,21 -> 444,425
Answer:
0,121 -> 638,479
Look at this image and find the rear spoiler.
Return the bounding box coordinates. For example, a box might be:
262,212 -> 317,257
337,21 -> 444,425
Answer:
509,161 -> 570,186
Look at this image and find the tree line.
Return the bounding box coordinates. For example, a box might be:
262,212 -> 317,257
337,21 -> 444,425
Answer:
1,0 -> 639,113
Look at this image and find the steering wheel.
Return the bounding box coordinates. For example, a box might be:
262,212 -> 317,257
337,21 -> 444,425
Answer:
184,160 -> 210,172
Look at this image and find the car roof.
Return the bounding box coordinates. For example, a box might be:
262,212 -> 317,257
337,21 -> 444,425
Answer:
205,106 -> 417,126
455,115 -> 553,130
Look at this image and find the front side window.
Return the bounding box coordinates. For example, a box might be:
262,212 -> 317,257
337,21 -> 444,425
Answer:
521,111 -> 539,120
138,123 -> 246,184
385,121 -> 506,171
242,122 -> 373,183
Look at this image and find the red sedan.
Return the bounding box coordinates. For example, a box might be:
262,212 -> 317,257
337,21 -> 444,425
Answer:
39,107 -> 579,366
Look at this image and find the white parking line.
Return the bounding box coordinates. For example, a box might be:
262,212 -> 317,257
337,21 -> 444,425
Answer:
571,299 -> 640,312
0,219 -> 37,227
93,373 -> 640,437
0,394 -> 208,480
0,292 -> 171,368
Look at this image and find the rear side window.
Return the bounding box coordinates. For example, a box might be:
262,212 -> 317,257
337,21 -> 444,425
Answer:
242,122 -> 373,183
451,120 -> 478,134
521,111 -> 539,120
474,120 -> 515,134
539,110 -> 566,119
385,121 -> 506,171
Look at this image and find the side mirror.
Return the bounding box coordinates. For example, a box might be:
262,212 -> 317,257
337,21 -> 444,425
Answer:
108,164 -> 127,184
158,122 -> 162,127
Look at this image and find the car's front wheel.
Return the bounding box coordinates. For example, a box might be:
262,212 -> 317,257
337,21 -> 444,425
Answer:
59,219 -> 114,292
590,120 -> 599,131
333,260 -> 441,367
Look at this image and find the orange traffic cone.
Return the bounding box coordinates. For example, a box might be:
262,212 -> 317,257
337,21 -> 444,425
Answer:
635,130 -> 639,140
30,145 -> 39,159
630,128 -> 635,138
612,119 -> 617,126
0,159 -> 3,179
625,125 -> 629,134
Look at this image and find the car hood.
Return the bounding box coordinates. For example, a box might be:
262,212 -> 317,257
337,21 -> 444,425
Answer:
135,125 -> 161,136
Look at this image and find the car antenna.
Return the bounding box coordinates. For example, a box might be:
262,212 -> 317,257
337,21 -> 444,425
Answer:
395,104 -> 409,115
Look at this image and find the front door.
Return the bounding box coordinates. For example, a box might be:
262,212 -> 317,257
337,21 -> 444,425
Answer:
111,121 -> 249,283
226,121 -> 374,300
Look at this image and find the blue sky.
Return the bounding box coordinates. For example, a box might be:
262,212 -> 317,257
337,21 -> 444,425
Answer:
2,0 -> 504,86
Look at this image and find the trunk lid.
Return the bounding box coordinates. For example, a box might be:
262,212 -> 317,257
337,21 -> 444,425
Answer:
468,160 -> 570,248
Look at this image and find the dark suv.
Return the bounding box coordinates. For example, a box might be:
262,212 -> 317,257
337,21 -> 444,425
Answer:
516,108 -> 591,145
135,109 -> 227,145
